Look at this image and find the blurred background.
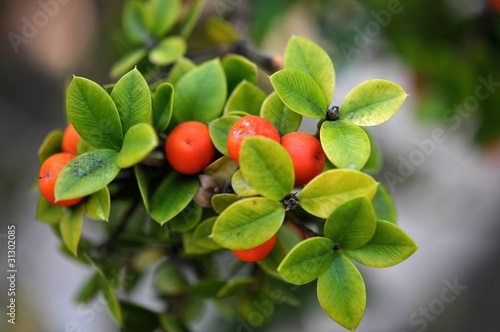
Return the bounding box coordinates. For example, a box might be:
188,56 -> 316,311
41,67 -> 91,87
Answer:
1,0 -> 500,331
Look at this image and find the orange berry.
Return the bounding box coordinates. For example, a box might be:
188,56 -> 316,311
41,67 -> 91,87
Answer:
61,123 -> 80,155
281,132 -> 325,185
226,115 -> 280,164
165,121 -> 217,174
39,152 -> 83,207
231,234 -> 277,262
285,220 -> 308,240
491,0 -> 500,13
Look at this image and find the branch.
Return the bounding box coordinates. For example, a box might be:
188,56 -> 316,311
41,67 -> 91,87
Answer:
285,212 -> 321,238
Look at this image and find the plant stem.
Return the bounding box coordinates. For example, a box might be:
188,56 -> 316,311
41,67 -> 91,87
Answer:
96,198 -> 139,257
233,40 -> 282,73
285,212 -> 321,238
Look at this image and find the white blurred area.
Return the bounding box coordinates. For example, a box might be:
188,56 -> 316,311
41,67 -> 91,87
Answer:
1,0 -> 500,332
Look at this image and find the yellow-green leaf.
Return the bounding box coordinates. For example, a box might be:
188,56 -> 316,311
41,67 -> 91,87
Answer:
340,79 -> 408,126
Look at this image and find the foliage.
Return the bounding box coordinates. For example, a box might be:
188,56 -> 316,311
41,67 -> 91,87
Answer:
249,0 -> 500,146
36,1 -> 417,330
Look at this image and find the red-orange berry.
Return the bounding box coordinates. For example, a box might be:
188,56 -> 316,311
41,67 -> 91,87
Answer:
490,0 -> 500,13
61,123 -> 80,155
165,121 -> 217,174
39,152 -> 83,207
226,115 -> 280,164
231,234 -> 277,262
281,132 -> 325,185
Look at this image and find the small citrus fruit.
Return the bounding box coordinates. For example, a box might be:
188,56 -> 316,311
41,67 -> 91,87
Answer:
165,121 -> 217,174
39,152 -> 83,206
226,115 -> 280,164
231,234 -> 277,262
61,123 -> 80,155
281,132 -> 325,185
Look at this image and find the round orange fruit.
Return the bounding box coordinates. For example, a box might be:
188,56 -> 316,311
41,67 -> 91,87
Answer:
39,152 -> 83,206
226,115 -> 280,164
231,234 -> 277,262
61,123 -> 80,155
165,121 -> 217,174
281,132 -> 325,185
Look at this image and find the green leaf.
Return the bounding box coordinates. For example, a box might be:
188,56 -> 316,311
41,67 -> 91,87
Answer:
97,272 -> 124,327
38,129 -> 63,164
260,91 -> 302,136
320,120 -> 371,170
155,261 -> 187,295
103,84 -> 115,95
299,169 -> 378,218
284,36 -> 335,104
317,253 -> 366,330
121,301 -> 160,332
225,81 -> 266,116
149,36 -> 186,66
77,139 -> 95,155
134,164 -> 151,211
203,156 -> 239,186
173,59 -> 227,124
159,313 -> 190,332
205,17 -> 238,44
344,220 -> 418,268
110,49 -> 147,79
167,57 -> 196,86
169,200 -> 202,232
75,272 -> 100,303
188,279 -> 226,298
182,231 -> 214,255
212,197 -> 285,250
263,278 -> 301,307
222,53 -> 258,93
67,76 -> 123,150
145,0 -> 180,37
277,237 -> 335,285
216,276 -> 257,298
132,247 -> 165,271
340,79 -> 408,126
82,256 -> 124,327
362,128 -> 382,173
117,123 -> 158,168
235,291 -> 273,328
192,217 -> 221,251
150,172 -> 199,225
152,82 -> 174,133
209,115 -> 240,156
180,0 -> 206,39
231,170 -> 258,197
60,204 -> 84,256
239,136 -> 294,201
372,184 -> 397,224
211,193 -> 240,214
36,196 -> 63,224
122,0 -> 148,44
270,68 -> 327,119
84,187 -> 110,221
111,68 -> 152,135
257,225 -> 302,279
55,149 -> 121,201
324,197 -> 376,249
